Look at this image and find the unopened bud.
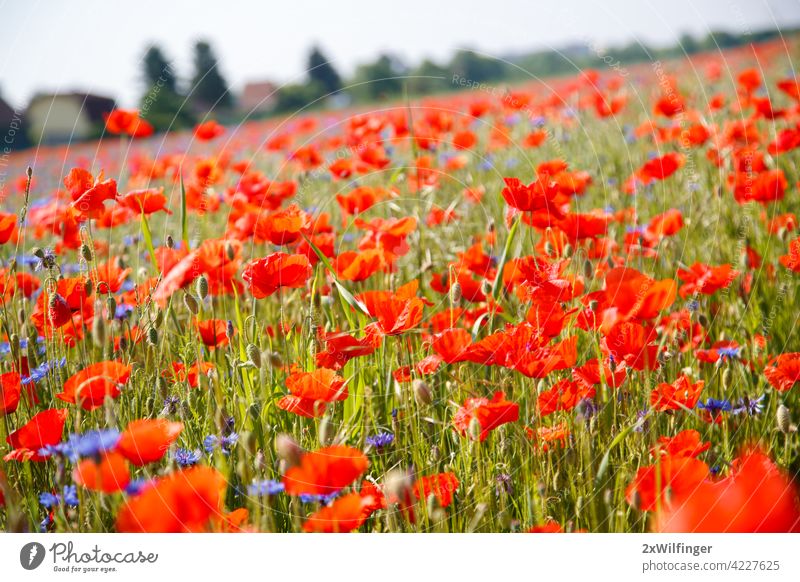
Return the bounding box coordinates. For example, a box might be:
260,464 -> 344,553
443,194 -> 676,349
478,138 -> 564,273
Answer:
183,293 -> 199,315
80,243 -> 93,262
246,344 -> 262,368
165,235 -> 175,249
92,312 -> 106,347
468,416 -> 482,441
413,379 -> 432,405
583,259 -> 594,280
275,434 -> 302,468
449,281 -> 462,306
196,276 -> 209,300
147,327 -> 158,346
777,404 -> 792,434
105,295 -> 117,321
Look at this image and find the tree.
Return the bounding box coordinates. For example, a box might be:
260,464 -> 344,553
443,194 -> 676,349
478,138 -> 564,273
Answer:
407,59 -> 449,95
142,45 -> 177,93
352,54 -> 407,101
189,40 -> 232,111
139,44 -> 194,131
307,46 -> 342,96
449,50 -> 507,83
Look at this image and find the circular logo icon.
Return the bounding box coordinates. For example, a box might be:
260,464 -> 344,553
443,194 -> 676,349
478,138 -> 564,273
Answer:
19,542 -> 46,570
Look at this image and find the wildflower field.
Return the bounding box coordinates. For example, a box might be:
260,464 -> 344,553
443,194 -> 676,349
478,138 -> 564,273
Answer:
2,38 -> 800,534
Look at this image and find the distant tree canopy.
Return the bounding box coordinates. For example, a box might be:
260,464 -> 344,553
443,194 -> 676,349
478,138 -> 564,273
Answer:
307,46 -> 342,96
189,40 -> 233,111
139,44 -> 195,131
352,54 -> 407,101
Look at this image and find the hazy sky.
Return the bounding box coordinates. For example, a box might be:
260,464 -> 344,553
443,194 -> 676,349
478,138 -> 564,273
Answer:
1,0 -> 799,109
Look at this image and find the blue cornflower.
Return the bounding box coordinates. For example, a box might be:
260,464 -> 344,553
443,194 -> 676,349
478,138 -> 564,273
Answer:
299,491 -> 339,505
39,429 -> 120,461
505,158 -> 519,169
21,356 -> 67,385
115,303 -> 135,319
716,346 -> 742,360
698,398 -> 733,416
633,409 -> 650,433
734,394 -> 765,416
174,448 -> 202,467
39,485 -> 79,509
366,431 -> 394,450
248,480 -> 285,497
125,479 -> 152,496
204,433 -> 238,455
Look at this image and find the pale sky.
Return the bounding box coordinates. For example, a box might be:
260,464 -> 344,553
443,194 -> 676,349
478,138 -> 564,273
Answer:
1,0 -> 799,109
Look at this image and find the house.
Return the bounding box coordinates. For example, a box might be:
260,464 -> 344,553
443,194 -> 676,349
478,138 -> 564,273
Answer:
239,81 -> 277,115
26,92 -> 116,144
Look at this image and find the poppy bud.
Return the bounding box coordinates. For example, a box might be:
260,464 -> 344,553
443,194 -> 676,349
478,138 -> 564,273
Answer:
48,293 -> 71,327
275,434 -> 302,468
777,404 -> 792,434
426,492 -> 441,515
183,293 -> 199,315
242,431 -> 258,455
83,278 -> 93,296
318,416 -> 334,447
9,333 -> 19,355
105,296 -> 116,321
562,243 -> 573,258
91,312 -> 106,347
246,344 -> 262,368
225,320 -> 235,341
583,259 -> 594,280
147,327 -> 158,346
80,243 -> 93,262
254,450 -> 266,471
32,246 -> 45,259
413,379 -> 432,405
165,235 -> 175,249
449,281 -> 462,306
196,276 -> 209,300
480,279 -> 493,296
225,242 -> 235,261
698,313 -> 709,327
544,241 -> 555,256
17,308 -> 25,326
589,299 -> 599,312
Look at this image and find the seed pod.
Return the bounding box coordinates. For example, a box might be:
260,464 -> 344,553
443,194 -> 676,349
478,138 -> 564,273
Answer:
91,313 -> 106,347
583,259 -> 594,280
196,276 -> 209,300
183,293 -> 199,315
449,281 -> 462,306
777,404 -> 792,434
412,379 -> 432,405
105,295 -> 117,321
246,343 -> 262,368
80,243 -> 93,262
275,434 -> 302,468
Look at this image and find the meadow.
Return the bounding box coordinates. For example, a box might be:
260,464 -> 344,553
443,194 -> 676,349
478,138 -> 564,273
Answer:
1,38 -> 800,533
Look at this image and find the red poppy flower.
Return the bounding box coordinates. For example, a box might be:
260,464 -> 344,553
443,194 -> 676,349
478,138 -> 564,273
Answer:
453,391 -> 519,441
764,353 -> 800,392
537,379 -> 595,417
286,368 -> 347,402
117,419 -> 184,466
4,408 -> 68,462
779,237 -> 800,272
603,321 -> 660,371
104,109 -> 154,138
195,319 -> 229,348
116,466 -> 226,532
302,492 -> 378,533
650,375 -> 704,411
117,188 -> 171,215
64,168 -> 118,220
652,430 -> 710,459
242,253 -> 312,299
283,445 -> 369,496
0,372 -> 22,416
572,358 -> 627,391
56,361 -> 131,410
254,204 -> 310,245
73,451 -> 130,493
276,395 -> 327,418
334,249 -> 385,282
194,120 -> 225,141
0,212 -> 18,244
413,472 -> 459,507
359,286 -> 425,337
626,455 -> 709,511
315,331 -> 377,369
500,177 -> 564,216
654,449 -> 800,532
677,263 -> 738,298
168,361 -> 216,389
